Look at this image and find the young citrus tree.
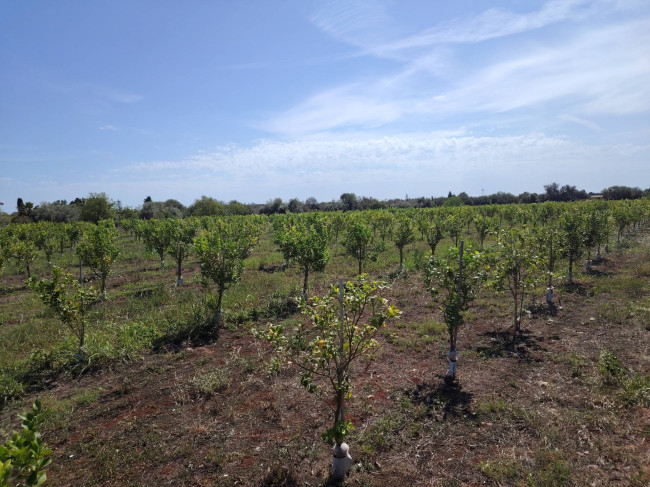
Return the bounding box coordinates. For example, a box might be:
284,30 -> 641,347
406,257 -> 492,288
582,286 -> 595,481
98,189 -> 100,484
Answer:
194,218 -> 260,325
141,219 -> 173,269
582,205 -> 610,263
491,226 -> 541,339
416,210 -> 445,256
425,242 -> 486,379
166,218 -> 198,285
55,223 -> 72,256
10,237 -> 37,279
28,266 -> 99,358
560,210 -> 584,283
611,201 -> 633,244
343,219 -> 381,275
256,275 -> 400,479
392,216 -> 415,269
473,213 -> 496,250
274,214 -> 330,300
534,220 -> 563,302
75,221 -> 120,298
444,211 -> 465,247
32,222 -> 57,265
326,211 -> 347,247
371,210 -> 395,242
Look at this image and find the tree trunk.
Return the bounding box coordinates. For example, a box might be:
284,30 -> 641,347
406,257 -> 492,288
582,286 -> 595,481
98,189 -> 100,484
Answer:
176,255 -> 183,285
399,247 -> 403,269
302,265 -> 309,300
214,288 -> 224,326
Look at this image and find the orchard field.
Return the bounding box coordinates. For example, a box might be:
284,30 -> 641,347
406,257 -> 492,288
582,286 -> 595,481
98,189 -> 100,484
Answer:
1,200 -> 649,486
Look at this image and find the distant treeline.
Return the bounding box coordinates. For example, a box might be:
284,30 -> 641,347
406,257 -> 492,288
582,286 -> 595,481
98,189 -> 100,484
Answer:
4,183 -> 649,223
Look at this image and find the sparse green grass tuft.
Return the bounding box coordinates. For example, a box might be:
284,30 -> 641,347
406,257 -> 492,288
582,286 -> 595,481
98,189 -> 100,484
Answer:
190,368 -> 230,397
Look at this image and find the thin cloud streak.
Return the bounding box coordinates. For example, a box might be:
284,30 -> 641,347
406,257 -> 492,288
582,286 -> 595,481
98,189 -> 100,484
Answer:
381,0 -> 598,51
558,115 -> 602,132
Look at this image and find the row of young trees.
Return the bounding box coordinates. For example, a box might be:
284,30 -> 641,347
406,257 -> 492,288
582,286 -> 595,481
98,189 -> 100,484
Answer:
3,200 -> 648,302
2,201 -> 647,359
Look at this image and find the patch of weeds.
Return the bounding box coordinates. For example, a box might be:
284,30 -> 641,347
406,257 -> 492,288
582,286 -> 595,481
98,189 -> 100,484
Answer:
203,448 -> 225,474
229,348 -> 254,374
42,387 -> 104,428
266,356 -> 282,376
411,320 -> 446,344
623,277 -> 648,297
0,371 -> 24,408
190,368 -> 230,397
116,320 -> 163,352
478,458 -> 518,483
629,466 -> 650,487
387,266 -> 409,281
525,449 -> 571,487
474,397 -> 510,418
408,248 -> 428,271
228,290 -> 300,324
566,351 -> 585,378
598,349 -> 650,407
357,411 -> 407,454
259,466 -> 299,487
595,302 -> 633,324
144,363 -> 173,375
384,333 -> 417,352
356,396 -> 426,455
633,259 -> 650,278
154,303 -> 217,349
598,349 -> 626,385
633,303 -> 650,330
619,373 -> 650,407
474,396 -> 539,429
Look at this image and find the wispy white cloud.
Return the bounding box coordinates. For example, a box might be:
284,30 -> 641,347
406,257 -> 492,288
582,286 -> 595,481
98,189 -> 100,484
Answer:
106,89 -> 143,104
11,130 -> 649,206
99,125 -> 119,131
381,0 -> 598,51
558,114 -> 601,131
311,0 -> 619,60
310,0 -> 395,54
121,131 -> 650,196
433,18 -> 650,116
263,3 -> 650,135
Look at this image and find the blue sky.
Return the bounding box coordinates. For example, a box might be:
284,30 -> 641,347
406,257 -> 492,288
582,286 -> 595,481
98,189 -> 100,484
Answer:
1,0 -> 649,209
